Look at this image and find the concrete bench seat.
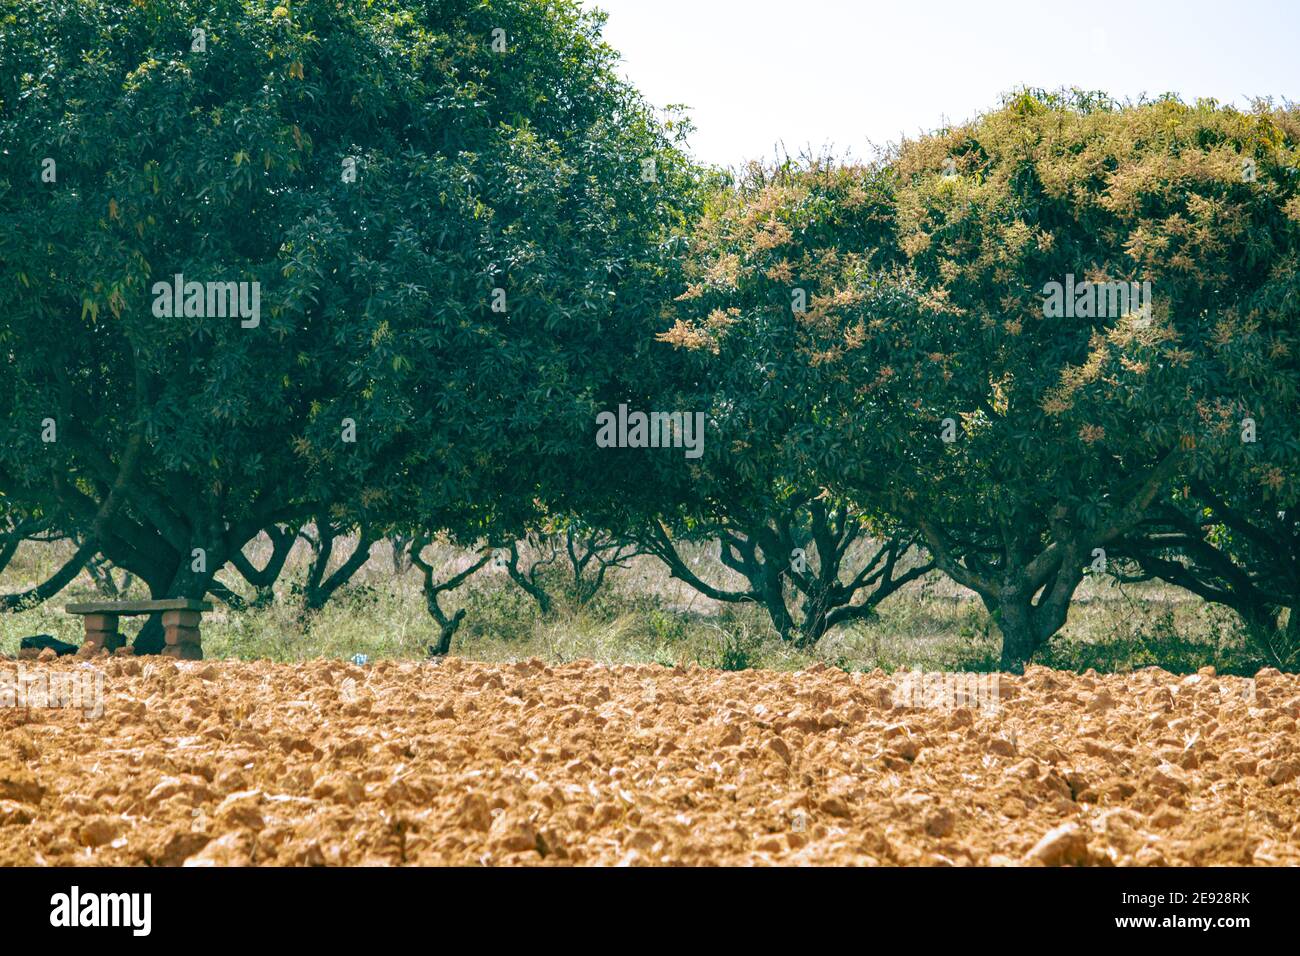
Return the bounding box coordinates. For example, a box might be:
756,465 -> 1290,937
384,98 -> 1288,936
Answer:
66,599 -> 214,659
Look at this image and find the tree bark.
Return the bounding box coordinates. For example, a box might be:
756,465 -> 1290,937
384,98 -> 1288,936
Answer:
228,525 -> 298,608
988,594 -> 1040,672
303,528 -> 375,611
409,539 -> 491,657
132,542 -> 222,654
505,542 -> 554,615
3,427 -> 145,612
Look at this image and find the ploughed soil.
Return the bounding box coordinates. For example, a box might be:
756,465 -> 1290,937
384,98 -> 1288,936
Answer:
1,655 -> 1298,866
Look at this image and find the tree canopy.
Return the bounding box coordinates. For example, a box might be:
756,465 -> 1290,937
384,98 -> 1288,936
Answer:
0,0 -> 696,647
2,4 -> 1297,674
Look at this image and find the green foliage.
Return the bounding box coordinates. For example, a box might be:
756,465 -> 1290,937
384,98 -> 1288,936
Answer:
0,1 -> 698,622
659,94 -> 1300,667
4,27 -> 1299,678
648,159 -> 930,644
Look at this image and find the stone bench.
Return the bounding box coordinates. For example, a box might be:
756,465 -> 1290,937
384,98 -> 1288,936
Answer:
66,599 -> 214,660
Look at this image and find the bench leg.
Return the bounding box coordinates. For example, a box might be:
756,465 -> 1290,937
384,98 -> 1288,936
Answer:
83,613 -> 123,653
160,609 -> 203,660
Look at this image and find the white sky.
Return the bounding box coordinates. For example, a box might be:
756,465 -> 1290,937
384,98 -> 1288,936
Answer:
584,0 -> 1300,168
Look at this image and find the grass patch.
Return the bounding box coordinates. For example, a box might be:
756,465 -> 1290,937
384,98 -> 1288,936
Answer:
0,537 -> 1279,674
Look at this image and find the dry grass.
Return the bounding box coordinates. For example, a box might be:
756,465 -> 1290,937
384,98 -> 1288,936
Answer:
0,532 -> 1272,675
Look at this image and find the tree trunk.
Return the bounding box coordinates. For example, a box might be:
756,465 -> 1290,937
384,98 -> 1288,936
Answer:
427,606 -> 466,656
797,615 -> 828,648
759,564 -> 794,641
505,548 -> 553,615
988,594 -> 1040,673
795,590 -> 832,648
1,538 -> 98,611
409,541 -> 491,658
132,550 -> 218,654
303,528 -> 374,611
0,531 -> 23,576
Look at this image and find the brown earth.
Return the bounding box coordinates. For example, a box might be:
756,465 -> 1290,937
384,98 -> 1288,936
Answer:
1,656 -> 1298,866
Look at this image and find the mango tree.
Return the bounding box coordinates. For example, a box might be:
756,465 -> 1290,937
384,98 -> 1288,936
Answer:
1115,215 -> 1300,666
835,92 -> 1300,669
648,161 -> 933,645
0,0 -> 695,649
